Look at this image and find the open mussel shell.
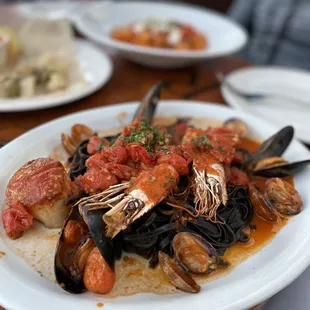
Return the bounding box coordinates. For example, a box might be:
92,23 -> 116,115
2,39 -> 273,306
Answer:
172,232 -> 218,274
133,81 -> 167,122
54,206 -> 90,294
247,126 -> 294,168
252,159 -> 310,178
158,251 -> 201,294
79,205 -> 115,271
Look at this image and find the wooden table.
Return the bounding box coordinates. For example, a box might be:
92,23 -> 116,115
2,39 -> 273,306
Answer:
0,55 -> 249,144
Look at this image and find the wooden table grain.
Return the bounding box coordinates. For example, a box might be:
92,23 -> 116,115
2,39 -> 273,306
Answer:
0,55 -> 249,144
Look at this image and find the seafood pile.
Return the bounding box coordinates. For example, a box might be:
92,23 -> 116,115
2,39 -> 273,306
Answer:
2,83 -> 309,296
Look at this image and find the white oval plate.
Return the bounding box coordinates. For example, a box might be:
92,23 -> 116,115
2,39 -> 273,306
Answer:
0,101 -> 310,310
75,1 -> 248,68
221,67 -> 310,144
0,39 -> 113,112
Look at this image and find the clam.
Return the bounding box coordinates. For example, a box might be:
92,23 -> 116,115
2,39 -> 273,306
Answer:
158,232 -> 220,293
223,118 -> 248,138
265,178 -> 303,215
158,251 -> 201,294
172,232 -> 218,274
248,184 -> 278,223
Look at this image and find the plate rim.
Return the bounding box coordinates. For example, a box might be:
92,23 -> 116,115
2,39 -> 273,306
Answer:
0,100 -> 310,310
0,38 -> 113,112
74,0 -> 248,59
220,66 -> 310,144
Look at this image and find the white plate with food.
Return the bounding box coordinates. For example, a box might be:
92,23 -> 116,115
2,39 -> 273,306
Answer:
75,1 -> 248,68
220,67 -> 310,144
0,83 -> 309,310
0,19 -> 113,112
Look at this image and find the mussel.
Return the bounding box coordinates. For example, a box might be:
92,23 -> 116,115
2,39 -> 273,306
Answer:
265,178 -> 303,215
252,159 -> 310,178
223,118 -> 248,138
248,126 -> 294,168
54,206 -> 92,293
133,81 -> 167,122
54,206 -> 116,294
246,126 -> 310,177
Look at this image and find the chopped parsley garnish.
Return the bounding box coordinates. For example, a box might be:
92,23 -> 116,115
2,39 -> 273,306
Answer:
122,120 -> 170,155
97,142 -> 105,150
191,134 -> 212,147
148,177 -> 156,183
214,145 -> 225,153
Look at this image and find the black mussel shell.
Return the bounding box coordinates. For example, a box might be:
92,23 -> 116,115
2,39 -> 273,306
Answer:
133,82 -> 167,122
80,206 -> 115,271
248,126 -> 294,168
252,159 -> 310,178
54,206 -> 88,294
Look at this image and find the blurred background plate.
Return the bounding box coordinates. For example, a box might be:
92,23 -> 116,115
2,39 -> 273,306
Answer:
0,39 -> 113,112
221,67 -> 310,144
75,1 -> 248,68
16,1 -> 113,23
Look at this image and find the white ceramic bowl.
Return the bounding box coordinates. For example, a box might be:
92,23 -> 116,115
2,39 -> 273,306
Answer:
0,102 -> 310,310
0,34 -> 9,66
75,1 -> 248,68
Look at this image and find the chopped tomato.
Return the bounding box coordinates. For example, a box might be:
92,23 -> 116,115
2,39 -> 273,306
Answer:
86,153 -> 108,169
170,122 -> 190,144
228,167 -> 250,187
103,162 -> 139,181
102,146 -> 128,164
180,25 -> 196,39
87,136 -> 102,155
157,154 -> 189,176
77,169 -> 118,194
207,128 -> 237,165
2,202 -> 33,240
127,143 -> 156,167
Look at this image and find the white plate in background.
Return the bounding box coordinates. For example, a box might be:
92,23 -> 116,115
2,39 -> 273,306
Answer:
221,67 -> 310,144
0,39 -> 113,112
75,1 -> 248,68
0,102 -> 309,310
